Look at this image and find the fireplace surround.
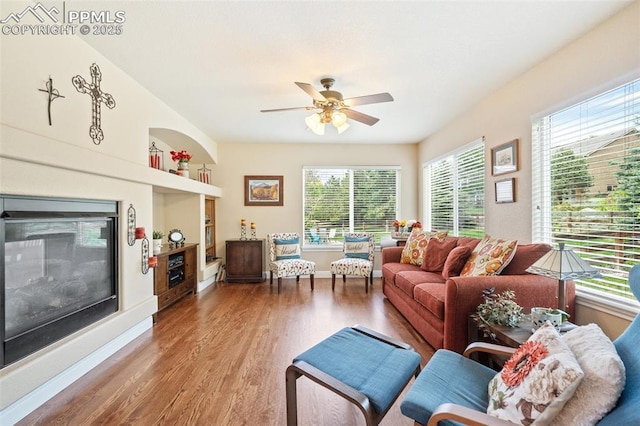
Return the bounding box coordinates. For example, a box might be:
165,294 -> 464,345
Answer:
0,195 -> 119,368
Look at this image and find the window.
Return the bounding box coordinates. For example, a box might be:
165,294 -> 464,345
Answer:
532,78 -> 640,301
302,167 -> 399,246
424,138 -> 485,237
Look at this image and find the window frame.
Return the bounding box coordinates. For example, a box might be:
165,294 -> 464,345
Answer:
302,166 -> 400,249
531,77 -> 640,311
423,137 -> 485,237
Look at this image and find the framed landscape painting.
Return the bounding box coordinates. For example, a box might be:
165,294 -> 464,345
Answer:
244,175 -> 283,206
491,139 -> 519,176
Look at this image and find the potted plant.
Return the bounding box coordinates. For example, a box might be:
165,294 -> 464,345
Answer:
473,287 -> 523,340
152,230 -> 164,254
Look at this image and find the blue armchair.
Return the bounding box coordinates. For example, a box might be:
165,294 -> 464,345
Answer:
401,263 -> 640,425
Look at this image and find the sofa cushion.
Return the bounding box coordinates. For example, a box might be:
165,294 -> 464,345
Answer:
414,283 -> 446,320
553,324 -> 625,425
400,229 -> 448,265
395,270 -> 445,298
382,262 -> 422,286
461,235 -> 517,277
456,237 -> 481,251
421,237 -> 458,272
442,246 -> 472,279
501,243 -> 551,275
487,322 -> 584,425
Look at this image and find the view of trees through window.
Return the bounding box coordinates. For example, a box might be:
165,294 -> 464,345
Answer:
303,167 -> 398,246
533,78 -> 640,300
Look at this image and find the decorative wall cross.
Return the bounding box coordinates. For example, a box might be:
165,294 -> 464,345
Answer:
72,63 -> 116,145
37,76 -> 64,126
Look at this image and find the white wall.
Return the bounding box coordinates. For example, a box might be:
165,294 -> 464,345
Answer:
0,0 -> 218,415
212,142 -> 419,273
418,1 -> 640,337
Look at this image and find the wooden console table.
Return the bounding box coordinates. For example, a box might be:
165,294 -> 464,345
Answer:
154,243 -> 198,313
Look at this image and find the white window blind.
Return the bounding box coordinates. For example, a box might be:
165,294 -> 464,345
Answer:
424,138 -> 485,237
303,167 -> 399,246
532,78 -> 640,300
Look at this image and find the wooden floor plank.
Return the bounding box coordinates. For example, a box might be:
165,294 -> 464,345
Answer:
18,278 -> 434,425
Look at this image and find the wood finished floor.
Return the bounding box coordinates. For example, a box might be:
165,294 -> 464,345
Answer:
19,278 -> 435,425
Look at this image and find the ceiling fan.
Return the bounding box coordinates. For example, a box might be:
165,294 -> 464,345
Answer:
260,78 -> 394,135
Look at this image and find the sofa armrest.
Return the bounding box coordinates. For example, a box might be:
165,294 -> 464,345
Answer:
381,246 -> 404,264
443,274 -> 576,354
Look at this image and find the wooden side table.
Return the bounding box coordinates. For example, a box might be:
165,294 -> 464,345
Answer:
225,239 -> 264,283
468,315 -> 576,368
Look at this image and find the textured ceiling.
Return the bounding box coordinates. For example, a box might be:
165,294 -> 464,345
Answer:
80,0 -> 632,145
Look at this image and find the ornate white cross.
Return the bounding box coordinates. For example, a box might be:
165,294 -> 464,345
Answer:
72,63 -> 116,145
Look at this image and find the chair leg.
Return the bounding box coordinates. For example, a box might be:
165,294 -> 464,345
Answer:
285,365 -> 301,426
310,274 -> 314,291
342,274 -> 346,283
331,274 -> 336,291
296,275 -> 300,283
270,271 -> 273,285
365,276 -> 369,293
278,277 -> 282,294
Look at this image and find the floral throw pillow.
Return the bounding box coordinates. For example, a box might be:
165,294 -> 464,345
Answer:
460,235 -> 517,276
487,322 -> 584,425
400,229 -> 448,265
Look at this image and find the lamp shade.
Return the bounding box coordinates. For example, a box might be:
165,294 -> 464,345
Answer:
525,243 -> 602,280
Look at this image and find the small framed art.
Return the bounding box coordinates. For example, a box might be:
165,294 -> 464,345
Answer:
491,139 -> 519,176
495,178 -> 516,203
244,175 -> 283,206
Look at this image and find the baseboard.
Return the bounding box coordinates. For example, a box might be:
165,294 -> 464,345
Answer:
0,317 -> 153,425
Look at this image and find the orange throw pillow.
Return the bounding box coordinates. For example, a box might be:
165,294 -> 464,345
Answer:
460,235 -> 517,276
400,229 -> 448,265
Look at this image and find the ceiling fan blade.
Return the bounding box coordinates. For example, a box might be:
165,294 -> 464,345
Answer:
260,106 -> 314,113
343,92 -> 394,107
295,82 -> 327,101
343,109 -> 380,126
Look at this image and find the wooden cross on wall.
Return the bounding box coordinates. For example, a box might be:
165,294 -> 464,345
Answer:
72,63 -> 116,145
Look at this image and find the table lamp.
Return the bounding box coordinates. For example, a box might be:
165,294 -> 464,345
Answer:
526,242 -> 602,311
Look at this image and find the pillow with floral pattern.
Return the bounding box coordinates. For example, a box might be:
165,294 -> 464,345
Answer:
400,229 -> 448,265
460,235 -> 517,276
487,322 -> 584,425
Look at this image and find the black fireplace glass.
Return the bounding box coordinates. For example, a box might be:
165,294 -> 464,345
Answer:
1,196 -> 118,367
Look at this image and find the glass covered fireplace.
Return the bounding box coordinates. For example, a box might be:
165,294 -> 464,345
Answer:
1,195 -> 118,368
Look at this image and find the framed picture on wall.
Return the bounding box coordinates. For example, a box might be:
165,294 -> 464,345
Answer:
491,139 -> 519,176
495,178 -> 516,203
244,175 -> 284,206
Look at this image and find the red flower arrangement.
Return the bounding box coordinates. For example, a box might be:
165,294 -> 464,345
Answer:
170,150 -> 191,163
501,340 -> 548,387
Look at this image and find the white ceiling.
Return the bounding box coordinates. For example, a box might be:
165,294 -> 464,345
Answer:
81,1 -> 632,145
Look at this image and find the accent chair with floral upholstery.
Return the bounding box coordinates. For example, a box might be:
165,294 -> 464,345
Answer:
267,233 -> 315,294
330,233 -> 375,293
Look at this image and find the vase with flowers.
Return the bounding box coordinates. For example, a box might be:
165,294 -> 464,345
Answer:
170,150 -> 192,178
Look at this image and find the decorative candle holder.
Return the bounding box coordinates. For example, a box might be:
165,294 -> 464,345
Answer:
240,218 -> 247,240
135,226 -> 146,239
250,222 -> 257,240
197,164 -> 211,184
141,237 -> 150,274
127,204 -> 136,246
149,141 -> 164,170
148,255 -> 158,268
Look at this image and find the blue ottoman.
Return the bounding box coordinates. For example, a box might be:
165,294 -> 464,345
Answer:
286,325 -> 422,426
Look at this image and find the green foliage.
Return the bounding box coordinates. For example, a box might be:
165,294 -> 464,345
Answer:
551,147 -> 594,205
152,230 -> 163,239
474,288 -> 523,339
611,147 -> 640,229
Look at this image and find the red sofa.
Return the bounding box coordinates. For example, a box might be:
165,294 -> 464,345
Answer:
382,237 -> 575,354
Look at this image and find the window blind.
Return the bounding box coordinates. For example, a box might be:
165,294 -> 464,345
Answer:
424,138 -> 485,237
302,167 -> 399,246
532,78 -> 640,300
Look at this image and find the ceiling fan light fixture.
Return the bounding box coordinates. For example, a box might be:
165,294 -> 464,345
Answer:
336,122 -> 350,134
311,121 -> 325,135
331,110 -> 347,127
305,113 -> 322,132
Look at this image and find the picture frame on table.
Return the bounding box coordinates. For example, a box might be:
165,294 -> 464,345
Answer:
491,139 -> 519,176
244,175 -> 283,206
495,178 -> 516,203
